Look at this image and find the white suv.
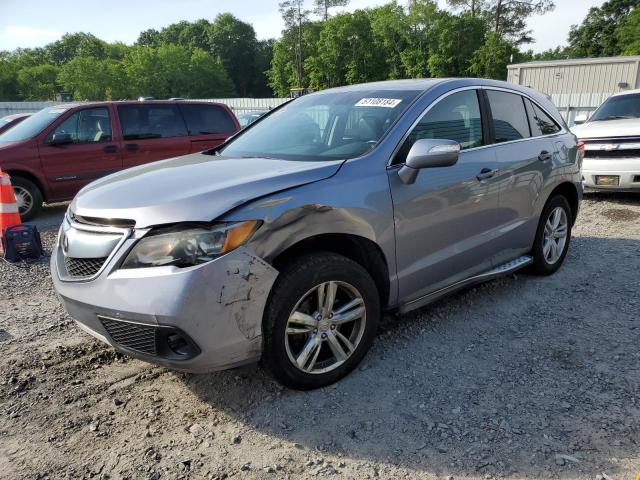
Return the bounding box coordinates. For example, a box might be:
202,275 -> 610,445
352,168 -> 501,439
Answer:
572,90 -> 640,191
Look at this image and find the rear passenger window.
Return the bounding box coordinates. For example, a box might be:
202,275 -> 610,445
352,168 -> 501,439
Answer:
487,90 -> 530,143
525,99 -> 561,136
396,90 -> 483,163
179,104 -> 237,135
118,105 -> 187,140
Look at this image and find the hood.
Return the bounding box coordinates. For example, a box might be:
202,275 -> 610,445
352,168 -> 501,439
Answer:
71,153 -> 343,228
571,118 -> 640,139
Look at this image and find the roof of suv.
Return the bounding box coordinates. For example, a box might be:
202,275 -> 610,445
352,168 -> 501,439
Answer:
50,99 -> 230,110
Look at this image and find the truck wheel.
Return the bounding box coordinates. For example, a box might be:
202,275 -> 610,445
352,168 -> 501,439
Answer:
11,176 -> 43,221
263,252 -> 380,390
529,195 -> 572,276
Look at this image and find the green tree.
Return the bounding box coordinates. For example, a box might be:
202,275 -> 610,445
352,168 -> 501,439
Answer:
279,0 -> 311,87
428,13 -> 486,77
137,29 -> 162,47
306,10 -> 386,89
209,13 -> 258,96
58,56 -> 128,100
0,54 -> 20,100
468,31 -> 514,79
446,0 -> 487,17
313,0 -> 350,20
369,3 -> 410,79
487,0 -> 554,44
185,48 -> 236,98
45,33 -> 107,65
253,39 -> 275,97
16,64 -> 59,100
402,0 -> 442,78
124,44 -> 234,99
567,0 -> 639,57
617,6 -> 640,54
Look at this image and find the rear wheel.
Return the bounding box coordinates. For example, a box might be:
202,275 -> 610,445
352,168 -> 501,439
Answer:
529,195 -> 572,275
263,252 -> 380,390
11,176 -> 43,221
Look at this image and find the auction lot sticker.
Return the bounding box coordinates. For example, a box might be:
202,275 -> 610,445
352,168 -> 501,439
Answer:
355,98 -> 402,108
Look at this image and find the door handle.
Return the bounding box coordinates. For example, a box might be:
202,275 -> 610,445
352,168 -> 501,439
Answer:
476,168 -> 498,181
538,150 -> 553,161
103,145 -> 117,153
125,143 -> 139,151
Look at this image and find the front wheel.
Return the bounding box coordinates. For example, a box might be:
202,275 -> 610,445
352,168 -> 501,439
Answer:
529,195 -> 572,275
11,176 -> 43,221
263,252 -> 380,390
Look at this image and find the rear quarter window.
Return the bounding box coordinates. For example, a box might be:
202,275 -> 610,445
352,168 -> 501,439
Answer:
179,104 -> 237,135
525,99 -> 562,136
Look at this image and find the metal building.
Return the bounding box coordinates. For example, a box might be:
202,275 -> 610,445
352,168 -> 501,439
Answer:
507,55 -> 640,125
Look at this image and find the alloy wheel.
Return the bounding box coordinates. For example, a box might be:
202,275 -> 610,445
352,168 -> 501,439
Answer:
542,206 -> 568,265
284,281 -> 367,374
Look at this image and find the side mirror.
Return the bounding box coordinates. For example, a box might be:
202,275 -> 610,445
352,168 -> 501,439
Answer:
573,114 -> 588,125
49,133 -> 73,146
398,139 -> 460,185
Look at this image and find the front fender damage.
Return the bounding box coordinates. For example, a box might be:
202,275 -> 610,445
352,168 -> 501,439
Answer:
218,248 -> 279,341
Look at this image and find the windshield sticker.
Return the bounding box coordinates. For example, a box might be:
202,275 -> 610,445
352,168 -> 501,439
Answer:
355,98 -> 402,108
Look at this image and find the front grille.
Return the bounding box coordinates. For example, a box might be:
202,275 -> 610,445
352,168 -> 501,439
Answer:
70,212 -> 136,228
585,149 -> 640,159
63,256 -> 107,278
100,317 -> 157,356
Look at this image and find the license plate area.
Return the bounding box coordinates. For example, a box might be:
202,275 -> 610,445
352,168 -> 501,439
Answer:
595,175 -> 620,186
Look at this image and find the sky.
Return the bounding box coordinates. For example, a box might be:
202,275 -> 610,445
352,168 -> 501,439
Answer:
0,0 -> 606,54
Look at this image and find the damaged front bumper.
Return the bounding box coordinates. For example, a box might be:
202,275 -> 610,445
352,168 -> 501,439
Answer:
51,220 -> 279,372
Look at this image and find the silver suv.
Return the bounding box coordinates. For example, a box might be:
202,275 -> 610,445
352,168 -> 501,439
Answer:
52,79 -> 582,389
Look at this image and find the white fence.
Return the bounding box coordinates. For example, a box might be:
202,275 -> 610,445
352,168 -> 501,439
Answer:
0,98 -> 289,117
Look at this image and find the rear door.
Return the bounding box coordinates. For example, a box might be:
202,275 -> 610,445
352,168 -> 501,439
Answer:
116,103 -> 190,168
178,103 -> 239,153
388,89 -> 505,304
38,106 -> 122,200
484,89 -> 556,262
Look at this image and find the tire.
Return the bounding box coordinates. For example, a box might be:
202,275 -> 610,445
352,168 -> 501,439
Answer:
263,252 -> 380,390
529,195 -> 572,276
11,176 -> 43,221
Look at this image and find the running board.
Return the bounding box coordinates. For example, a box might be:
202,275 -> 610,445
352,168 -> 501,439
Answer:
398,255 -> 533,314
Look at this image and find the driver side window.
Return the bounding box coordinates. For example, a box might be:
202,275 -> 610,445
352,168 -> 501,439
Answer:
51,107 -> 112,144
395,90 -> 483,164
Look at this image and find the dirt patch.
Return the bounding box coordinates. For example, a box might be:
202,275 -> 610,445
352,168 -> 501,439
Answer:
601,208 -> 640,222
1,196 -> 640,479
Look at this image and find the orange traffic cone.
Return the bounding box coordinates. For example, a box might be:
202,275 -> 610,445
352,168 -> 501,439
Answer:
0,170 -> 21,253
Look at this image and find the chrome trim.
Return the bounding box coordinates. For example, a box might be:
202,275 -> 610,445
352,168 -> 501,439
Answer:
387,85 -> 567,167
57,215 -> 132,283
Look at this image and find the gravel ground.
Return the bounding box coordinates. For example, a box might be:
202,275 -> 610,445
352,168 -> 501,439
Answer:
1,193 -> 639,480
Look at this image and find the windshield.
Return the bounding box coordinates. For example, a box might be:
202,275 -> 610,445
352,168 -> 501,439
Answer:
0,107 -> 68,142
0,118 -> 8,127
590,93 -> 640,121
220,89 -> 421,161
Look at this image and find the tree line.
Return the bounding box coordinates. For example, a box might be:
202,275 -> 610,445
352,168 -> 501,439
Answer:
0,0 -> 639,102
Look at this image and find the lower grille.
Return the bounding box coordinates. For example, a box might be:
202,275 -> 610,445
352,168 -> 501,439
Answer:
63,256 -> 107,278
100,317 -> 157,356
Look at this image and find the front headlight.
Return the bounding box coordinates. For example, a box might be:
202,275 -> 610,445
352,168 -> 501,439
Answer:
121,220 -> 260,269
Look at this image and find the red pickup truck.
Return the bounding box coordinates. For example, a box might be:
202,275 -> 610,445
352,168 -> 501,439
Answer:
0,100 -> 240,219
